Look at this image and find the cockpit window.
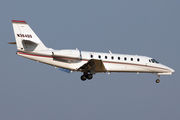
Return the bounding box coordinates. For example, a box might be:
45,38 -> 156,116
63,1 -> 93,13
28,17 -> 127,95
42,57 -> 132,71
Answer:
151,59 -> 159,63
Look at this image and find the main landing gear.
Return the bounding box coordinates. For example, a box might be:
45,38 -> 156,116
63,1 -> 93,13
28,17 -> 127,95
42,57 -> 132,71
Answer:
81,73 -> 93,81
156,75 -> 160,83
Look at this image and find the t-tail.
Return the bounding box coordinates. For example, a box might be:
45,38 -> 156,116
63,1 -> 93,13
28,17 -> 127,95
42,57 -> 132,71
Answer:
12,20 -> 47,51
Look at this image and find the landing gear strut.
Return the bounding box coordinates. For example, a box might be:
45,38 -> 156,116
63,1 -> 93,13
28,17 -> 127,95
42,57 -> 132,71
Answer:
80,73 -> 93,81
156,75 -> 160,83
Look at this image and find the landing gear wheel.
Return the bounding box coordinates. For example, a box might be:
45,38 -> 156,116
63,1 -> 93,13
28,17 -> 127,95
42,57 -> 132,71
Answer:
156,79 -> 160,83
81,75 -> 86,81
87,74 -> 93,80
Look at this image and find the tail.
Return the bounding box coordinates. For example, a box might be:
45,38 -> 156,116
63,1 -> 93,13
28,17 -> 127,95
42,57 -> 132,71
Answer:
12,20 -> 47,51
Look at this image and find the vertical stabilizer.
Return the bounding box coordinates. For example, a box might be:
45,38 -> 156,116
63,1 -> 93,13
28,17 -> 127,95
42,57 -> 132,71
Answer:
12,20 -> 47,51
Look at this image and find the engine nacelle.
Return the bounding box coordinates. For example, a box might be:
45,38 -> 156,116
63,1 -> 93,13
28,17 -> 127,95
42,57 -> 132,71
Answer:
54,49 -> 81,59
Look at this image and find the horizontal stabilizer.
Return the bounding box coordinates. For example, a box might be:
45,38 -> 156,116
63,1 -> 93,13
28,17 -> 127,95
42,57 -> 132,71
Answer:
8,42 -> 16,44
59,68 -> 72,73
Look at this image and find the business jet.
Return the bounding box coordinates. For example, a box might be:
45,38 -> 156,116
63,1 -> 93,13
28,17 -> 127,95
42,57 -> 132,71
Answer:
9,20 -> 175,83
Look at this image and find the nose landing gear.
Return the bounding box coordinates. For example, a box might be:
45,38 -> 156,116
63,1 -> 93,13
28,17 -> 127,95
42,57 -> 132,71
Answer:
156,75 -> 160,83
156,79 -> 160,83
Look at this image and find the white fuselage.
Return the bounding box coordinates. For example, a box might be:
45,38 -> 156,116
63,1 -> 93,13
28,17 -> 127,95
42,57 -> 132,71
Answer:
11,20 -> 175,82
17,49 -> 175,75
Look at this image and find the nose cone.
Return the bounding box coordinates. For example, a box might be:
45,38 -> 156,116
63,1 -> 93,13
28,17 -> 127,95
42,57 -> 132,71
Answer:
164,65 -> 175,73
166,66 -> 175,74
158,64 -> 175,75
170,68 -> 175,73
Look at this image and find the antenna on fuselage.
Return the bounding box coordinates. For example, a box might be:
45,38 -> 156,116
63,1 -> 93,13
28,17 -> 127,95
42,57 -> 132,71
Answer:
109,50 -> 112,54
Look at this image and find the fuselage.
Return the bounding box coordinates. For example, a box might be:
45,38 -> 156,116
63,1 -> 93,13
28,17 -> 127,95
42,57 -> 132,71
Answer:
11,20 -> 175,82
17,49 -> 175,75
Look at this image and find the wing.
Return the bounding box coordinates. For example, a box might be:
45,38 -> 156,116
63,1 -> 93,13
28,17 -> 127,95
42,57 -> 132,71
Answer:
77,59 -> 107,74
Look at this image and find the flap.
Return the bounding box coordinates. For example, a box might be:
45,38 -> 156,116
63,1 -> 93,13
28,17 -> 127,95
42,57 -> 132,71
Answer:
78,59 -> 107,74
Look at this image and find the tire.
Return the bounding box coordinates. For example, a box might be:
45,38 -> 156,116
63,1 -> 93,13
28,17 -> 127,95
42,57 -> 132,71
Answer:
156,79 -> 160,83
81,75 -> 86,81
87,74 -> 93,80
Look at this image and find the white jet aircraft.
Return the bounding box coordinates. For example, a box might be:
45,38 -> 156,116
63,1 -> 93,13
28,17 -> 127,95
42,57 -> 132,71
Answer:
10,20 -> 175,83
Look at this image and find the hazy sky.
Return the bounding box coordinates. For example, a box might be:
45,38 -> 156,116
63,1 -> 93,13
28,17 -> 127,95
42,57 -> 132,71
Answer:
1,0 -> 180,120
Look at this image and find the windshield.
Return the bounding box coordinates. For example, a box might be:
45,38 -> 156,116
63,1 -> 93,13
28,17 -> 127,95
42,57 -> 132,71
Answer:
150,59 -> 159,63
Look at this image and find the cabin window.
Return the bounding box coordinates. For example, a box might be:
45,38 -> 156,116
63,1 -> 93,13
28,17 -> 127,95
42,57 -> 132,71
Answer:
105,56 -> 107,59
149,59 -> 151,62
118,57 -> 120,60
98,55 -> 101,59
137,58 -> 140,62
124,57 -> 127,61
131,58 -> 133,61
90,55 -> 93,58
111,56 -> 114,60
